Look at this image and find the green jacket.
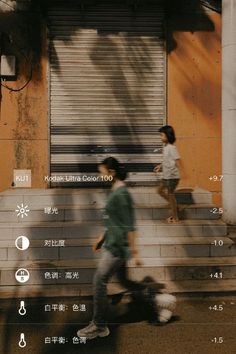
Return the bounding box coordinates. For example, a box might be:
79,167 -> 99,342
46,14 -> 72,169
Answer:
103,186 -> 135,260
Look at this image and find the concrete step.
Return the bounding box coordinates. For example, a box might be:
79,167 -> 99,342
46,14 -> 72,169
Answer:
1,236 -> 233,247
0,236 -> 235,260
0,189 -> 230,294
0,203 -> 220,222
0,187 -> 213,207
0,257 -> 235,287
0,279 -> 235,298
0,220 -> 227,239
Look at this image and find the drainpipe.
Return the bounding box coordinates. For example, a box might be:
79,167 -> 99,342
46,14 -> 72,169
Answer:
222,0 -> 236,224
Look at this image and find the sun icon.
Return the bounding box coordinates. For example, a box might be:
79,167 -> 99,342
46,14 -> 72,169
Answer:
15,204 -> 30,219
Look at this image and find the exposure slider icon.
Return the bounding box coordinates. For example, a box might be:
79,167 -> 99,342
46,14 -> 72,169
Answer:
15,204 -> 30,219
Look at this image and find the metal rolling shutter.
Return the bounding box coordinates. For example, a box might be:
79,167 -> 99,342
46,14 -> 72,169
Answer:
48,0 -> 166,186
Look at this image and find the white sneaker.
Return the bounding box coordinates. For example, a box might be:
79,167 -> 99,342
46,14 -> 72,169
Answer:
77,321 -> 110,340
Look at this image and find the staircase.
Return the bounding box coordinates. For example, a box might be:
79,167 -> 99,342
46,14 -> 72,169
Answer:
0,187 -> 235,298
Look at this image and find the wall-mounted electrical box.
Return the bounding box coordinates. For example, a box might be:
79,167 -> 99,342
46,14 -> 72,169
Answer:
0,55 -> 16,77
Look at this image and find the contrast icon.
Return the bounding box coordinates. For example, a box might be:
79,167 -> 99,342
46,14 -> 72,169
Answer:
15,236 -> 30,251
18,301 -> 27,316
15,269 -> 30,284
15,204 -> 30,219
18,333 -> 26,348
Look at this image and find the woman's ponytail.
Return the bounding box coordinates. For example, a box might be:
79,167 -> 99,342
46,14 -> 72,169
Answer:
117,163 -> 127,181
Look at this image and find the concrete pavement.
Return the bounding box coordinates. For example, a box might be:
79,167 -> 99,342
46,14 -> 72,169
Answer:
0,293 -> 235,354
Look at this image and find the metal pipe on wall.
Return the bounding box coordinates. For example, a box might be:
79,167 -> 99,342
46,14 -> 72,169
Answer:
222,0 -> 236,224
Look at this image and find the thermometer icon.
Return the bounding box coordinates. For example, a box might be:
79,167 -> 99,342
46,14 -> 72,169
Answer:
18,301 -> 26,316
19,333 -> 26,348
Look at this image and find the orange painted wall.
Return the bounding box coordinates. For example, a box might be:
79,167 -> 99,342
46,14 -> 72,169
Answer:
167,11 -> 222,206
0,13 -> 48,191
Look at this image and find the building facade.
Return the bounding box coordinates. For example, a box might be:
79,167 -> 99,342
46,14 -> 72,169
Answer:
0,0 -> 222,204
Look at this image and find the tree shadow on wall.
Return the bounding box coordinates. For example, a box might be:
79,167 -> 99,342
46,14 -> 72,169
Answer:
0,0 -> 220,85
165,0 -> 219,53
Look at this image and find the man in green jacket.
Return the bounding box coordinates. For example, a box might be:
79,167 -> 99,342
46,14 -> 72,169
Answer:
77,157 -> 150,340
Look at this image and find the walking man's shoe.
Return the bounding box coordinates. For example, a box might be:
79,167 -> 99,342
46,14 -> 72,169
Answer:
77,321 -> 110,340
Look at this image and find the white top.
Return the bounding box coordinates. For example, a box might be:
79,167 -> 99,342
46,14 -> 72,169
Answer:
162,144 -> 180,179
